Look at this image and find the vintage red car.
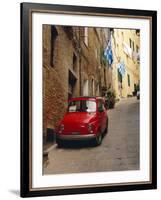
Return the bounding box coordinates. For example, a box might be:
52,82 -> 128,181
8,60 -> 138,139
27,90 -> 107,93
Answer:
56,96 -> 108,147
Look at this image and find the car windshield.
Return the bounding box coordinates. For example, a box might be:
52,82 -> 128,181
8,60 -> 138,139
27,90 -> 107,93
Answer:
68,100 -> 96,113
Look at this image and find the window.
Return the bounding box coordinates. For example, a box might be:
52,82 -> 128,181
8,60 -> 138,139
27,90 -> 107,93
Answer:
118,69 -> 122,83
127,74 -> 130,86
121,31 -> 124,40
50,26 -> 58,67
129,38 -> 132,48
84,27 -> 88,46
73,53 -> 77,72
132,41 -> 135,51
136,29 -> 140,36
136,45 -> 140,63
136,45 -> 139,53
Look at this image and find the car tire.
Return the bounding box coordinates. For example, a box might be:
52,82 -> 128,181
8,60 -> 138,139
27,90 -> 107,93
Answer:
56,139 -> 63,148
104,118 -> 109,134
94,131 -> 102,146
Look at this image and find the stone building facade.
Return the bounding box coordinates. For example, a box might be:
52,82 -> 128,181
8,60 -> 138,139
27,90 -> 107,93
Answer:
43,25 -> 111,142
111,29 -> 140,99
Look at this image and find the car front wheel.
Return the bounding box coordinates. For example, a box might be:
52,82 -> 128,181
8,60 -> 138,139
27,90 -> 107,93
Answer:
56,138 -> 63,148
104,118 -> 109,134
94,132 -> 102,146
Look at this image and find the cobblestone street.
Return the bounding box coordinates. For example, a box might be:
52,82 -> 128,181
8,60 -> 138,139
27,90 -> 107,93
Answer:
44,97 -> 139,175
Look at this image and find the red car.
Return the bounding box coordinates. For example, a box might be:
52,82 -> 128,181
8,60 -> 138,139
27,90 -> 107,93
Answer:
56,96 -> 108,147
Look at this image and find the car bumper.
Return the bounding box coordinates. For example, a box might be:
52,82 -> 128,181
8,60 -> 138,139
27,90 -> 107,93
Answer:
56,134 -> 96,141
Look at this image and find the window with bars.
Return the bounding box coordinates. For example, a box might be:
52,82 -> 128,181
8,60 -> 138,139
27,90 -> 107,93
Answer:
136,45 -> 139,53
50,26 -> 58,67
129,38 -> 132,48
132,41 -> 135,51
127,74 -> 130,87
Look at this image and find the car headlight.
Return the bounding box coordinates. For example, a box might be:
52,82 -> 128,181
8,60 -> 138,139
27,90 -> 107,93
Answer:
88,124 -> 94,133
58,124 -> 64,133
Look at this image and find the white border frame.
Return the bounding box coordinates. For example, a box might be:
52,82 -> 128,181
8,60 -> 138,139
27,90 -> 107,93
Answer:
32,12 -> 150,189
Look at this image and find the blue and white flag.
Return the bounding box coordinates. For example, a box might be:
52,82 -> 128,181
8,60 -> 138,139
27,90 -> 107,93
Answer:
117,61 -> 126,77
104,40 -> 113,66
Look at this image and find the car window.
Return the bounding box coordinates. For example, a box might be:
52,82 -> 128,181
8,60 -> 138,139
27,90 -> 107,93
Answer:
68,100 -> 96,112
68,101 -> 81,112
86,101 -> 96,112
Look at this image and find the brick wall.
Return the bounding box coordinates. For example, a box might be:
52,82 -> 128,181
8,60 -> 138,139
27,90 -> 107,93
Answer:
43,25 -> 77,138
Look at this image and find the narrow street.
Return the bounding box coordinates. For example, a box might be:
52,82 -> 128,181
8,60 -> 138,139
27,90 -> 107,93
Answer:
44,97 -> 139,175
